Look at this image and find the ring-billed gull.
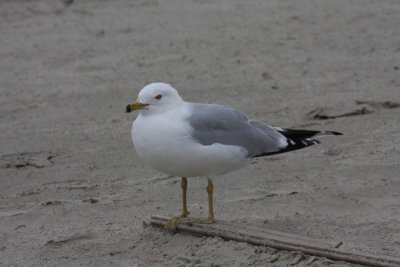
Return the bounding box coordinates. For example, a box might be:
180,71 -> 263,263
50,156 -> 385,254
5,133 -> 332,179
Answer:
125,83 -> 342,230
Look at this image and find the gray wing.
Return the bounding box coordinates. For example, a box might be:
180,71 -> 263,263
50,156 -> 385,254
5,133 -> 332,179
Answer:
187,103 -> 287,157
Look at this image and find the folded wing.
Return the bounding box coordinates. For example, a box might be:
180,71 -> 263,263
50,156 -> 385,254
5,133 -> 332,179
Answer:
187,103 -> 342,158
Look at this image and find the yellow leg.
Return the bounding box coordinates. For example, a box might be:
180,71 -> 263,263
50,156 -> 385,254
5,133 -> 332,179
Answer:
206,178 -> 215,223
165,178 -> 215,230
165,177 -> 190,230
187,178 -> 215,225
181,177 -> 189,217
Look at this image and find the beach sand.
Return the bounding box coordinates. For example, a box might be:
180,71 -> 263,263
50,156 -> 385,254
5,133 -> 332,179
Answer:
1,0 -> 399,266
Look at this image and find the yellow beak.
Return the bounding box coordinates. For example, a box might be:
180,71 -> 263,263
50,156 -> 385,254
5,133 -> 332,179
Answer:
125,101 -> 148,113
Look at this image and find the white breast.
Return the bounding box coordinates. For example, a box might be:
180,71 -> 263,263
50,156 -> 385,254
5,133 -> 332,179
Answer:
131,105 -> 248,177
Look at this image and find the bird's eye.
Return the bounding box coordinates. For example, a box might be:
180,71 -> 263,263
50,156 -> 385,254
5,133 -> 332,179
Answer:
155,94 -> 162,100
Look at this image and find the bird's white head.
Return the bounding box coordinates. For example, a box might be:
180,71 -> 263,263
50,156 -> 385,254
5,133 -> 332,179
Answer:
125,83 -> 183,114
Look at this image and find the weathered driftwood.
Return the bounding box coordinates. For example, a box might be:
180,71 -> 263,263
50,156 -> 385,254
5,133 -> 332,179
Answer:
150,215 -> 400,267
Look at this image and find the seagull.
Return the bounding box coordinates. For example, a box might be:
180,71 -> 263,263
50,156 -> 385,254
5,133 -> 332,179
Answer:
125,83 -> 342,230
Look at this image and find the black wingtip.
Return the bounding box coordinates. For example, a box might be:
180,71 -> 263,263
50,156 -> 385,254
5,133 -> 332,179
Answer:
253,129 -> 342,158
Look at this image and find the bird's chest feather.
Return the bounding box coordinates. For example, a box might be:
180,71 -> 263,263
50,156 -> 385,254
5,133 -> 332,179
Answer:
132,113 -> 193,164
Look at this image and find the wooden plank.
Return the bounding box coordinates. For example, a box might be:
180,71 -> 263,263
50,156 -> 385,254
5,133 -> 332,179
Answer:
150,215 -> 400,267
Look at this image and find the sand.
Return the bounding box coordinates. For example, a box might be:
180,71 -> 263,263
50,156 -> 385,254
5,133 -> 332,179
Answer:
1,0 -> 400,266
